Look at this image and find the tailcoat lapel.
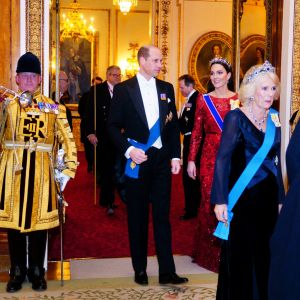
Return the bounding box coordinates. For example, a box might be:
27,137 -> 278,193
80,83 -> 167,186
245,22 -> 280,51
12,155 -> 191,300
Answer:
156,79 -> 168,131
103,81 -> 112,106
127,76 -> 148,128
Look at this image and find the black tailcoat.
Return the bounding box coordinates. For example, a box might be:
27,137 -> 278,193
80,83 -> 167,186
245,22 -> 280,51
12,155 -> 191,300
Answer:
107,76 -> 180,273
179,90 -> 200,216
86,81 -> 112,139
179,90 -> 199,136
86,81 -> 117,206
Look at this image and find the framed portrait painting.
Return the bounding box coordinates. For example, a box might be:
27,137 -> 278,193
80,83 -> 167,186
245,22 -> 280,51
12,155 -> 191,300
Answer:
240,34 -> 266,79
189,31 -> 232,93
60,37 -> 96,104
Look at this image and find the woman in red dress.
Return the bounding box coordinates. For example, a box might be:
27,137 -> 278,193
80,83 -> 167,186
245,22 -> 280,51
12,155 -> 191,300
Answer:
187,58 -> 239,272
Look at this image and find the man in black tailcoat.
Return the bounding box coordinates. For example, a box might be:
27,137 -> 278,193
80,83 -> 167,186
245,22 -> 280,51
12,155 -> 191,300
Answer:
78,76 -> 102,173
86,66 -> 121,214
178,74 -> 200,220
107,45 -> 188,285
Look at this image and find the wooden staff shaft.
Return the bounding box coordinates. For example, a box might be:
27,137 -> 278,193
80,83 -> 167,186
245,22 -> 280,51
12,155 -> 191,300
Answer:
93,83 -> 97,206
55,0 -> 64,287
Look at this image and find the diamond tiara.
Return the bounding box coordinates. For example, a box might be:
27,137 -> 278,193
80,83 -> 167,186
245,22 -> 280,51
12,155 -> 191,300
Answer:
242,60 -> 275,84
209,57 -> 231,68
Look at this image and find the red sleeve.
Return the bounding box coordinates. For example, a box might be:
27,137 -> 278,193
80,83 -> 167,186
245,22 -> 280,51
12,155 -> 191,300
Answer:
188,93 -> 204,161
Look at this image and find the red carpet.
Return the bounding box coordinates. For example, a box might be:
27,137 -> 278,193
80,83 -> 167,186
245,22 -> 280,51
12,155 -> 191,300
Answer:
48,152 -> 197,260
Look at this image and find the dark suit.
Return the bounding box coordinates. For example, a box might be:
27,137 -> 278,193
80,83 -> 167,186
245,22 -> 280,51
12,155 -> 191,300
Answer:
179,90 -> 200,217
108,75 -> 180,274
78,90 -> 94,170
86,81 -> 116,207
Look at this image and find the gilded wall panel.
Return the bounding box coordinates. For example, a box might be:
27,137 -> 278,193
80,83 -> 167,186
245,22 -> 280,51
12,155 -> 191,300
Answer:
0,0 -> 12,87
154,0 -> 170,80
11,0 -> 21,90
292,0 -> 300,123
27,0 -> 44,82
0,0 -> 20,89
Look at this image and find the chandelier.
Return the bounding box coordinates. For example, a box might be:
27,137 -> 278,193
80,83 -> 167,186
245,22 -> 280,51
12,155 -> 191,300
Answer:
60,0 -> 95,42
113,0 -> 138,15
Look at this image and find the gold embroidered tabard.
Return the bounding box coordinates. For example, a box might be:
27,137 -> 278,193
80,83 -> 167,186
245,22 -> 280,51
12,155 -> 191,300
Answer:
0,92 -> 77,232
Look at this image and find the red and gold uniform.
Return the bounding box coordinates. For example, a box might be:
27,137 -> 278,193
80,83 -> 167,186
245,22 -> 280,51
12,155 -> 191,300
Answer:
0,91 -> 77,232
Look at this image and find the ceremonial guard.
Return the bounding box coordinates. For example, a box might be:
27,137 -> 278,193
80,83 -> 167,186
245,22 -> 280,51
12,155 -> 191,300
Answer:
0,52 -> 77,292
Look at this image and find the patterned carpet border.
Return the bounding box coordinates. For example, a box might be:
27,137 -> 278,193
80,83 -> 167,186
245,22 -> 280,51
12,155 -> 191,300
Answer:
0,274 -> 217,299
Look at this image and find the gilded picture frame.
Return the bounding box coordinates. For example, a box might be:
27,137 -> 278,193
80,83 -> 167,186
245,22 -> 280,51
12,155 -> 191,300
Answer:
188,31 -> 232,93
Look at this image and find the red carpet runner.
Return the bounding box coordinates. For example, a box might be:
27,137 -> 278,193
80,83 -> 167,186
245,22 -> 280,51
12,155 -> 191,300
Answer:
48,152 -> 197,260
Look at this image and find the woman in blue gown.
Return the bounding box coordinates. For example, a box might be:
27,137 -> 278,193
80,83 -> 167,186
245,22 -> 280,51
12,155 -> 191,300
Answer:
269,119 -> 300,299
211,61 -> 284,300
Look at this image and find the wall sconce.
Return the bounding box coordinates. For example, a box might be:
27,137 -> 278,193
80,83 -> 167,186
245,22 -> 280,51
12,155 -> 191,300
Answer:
125,43 -> 139,79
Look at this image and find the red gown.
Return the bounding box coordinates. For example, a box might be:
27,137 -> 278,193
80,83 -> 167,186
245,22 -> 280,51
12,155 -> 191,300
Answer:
188,93 -> 239,272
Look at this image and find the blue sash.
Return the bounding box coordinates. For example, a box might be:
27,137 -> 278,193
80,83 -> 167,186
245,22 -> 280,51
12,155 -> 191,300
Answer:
213,108 -> 278,240
125,118 -> 160,179
203,94 -> 224,131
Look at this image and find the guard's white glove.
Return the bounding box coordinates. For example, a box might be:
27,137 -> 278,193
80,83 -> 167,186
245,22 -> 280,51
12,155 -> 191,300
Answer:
55,169 -> 70,192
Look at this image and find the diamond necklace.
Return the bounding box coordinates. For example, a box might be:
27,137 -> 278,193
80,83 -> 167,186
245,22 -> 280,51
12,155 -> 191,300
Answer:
248,105 -> 267,131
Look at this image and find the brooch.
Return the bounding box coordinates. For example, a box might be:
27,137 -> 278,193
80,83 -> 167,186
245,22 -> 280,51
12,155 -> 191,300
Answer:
271,113 -> 281,127
160,93 -> 167,101
230,99 -> 240,110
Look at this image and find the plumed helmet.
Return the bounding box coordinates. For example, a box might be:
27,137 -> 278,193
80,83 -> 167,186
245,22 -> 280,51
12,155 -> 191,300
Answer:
16,52 -> 41,75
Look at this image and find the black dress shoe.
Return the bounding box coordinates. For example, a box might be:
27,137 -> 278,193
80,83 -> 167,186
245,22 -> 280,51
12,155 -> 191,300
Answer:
31,276 -> 47,291
159,272 -> 188,284
134,271 -> 148,285
6,266 -> 26,293
179,214 -> 196,220
28,266 -> 47,291
6,278 -> 23,293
